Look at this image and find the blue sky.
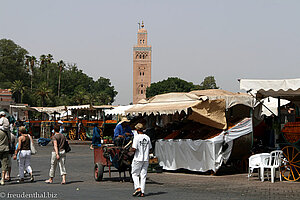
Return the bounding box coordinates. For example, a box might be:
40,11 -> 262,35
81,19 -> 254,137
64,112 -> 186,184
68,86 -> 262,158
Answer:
1,0 -> 300,105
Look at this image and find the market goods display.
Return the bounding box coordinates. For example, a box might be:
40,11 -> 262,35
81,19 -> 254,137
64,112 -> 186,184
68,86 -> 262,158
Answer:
156,120 -> 223,140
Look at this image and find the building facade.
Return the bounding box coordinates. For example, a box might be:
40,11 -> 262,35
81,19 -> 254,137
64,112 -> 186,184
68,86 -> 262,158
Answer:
0,89 -> 14,111
133,22 -> 152,104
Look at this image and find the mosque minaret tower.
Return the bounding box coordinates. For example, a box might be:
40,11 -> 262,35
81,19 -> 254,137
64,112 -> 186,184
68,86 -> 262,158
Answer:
133,21 -> 152,104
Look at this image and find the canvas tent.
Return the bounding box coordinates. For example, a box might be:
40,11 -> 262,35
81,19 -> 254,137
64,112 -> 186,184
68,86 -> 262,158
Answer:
126,89 -> 255,172
126,89 -> 254,130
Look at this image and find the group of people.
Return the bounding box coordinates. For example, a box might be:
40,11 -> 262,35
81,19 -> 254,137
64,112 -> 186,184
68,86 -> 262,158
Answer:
1,111 -> 152,196
0,111 -> 33,185
0,111 -> 68,185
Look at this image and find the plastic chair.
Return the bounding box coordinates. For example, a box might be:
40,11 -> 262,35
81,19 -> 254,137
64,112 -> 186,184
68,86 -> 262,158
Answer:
248,153 -> 270,180
260,150 -> 283,183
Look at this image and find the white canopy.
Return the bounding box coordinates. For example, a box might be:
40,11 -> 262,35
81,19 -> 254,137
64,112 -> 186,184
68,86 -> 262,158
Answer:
93,105 -> 115,109
66,105 -> 92,110
155,118 -> 252,172
240,78 -> 300,106
31,106 -> 66,113
104,105 -> 134,116
10,105 -> 34,111
240,78 -> 300,97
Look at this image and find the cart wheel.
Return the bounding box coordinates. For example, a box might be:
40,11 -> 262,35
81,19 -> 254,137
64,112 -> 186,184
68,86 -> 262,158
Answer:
80,128 -> 87,141
280,146 -> 300,181
94,163 -> 104,181
69,128 -> 76,140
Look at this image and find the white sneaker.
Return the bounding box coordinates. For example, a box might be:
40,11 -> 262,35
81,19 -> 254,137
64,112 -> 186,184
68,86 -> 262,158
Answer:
0,179 -> 4,185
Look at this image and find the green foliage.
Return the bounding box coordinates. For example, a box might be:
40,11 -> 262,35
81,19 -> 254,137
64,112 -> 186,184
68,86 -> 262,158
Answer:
0,38 -> 118,107
0,39 -> 29,89
199,76 -> 219,90
146,77 -> 195,98
146,76 -> 219,98
11,80 -> 26,103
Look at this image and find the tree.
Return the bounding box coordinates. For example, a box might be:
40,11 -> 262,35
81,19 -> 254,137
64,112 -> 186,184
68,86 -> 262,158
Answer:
92,77 -> 118,104
39,54 -> 47,72
57,60 -> 65,97
199,76 -> 219,90
1,39 -> 119,107
72,86 -> 87,105
35,83 -> 52,107
25,55 -> 37,90
146,77 -> 195,98
46,54 -> 53,86
0,39 -> 29,89
11,80 -> 26,103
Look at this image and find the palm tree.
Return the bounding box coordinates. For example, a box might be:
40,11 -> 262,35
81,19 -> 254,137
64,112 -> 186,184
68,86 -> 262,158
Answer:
25,55 -> 37,90
11,80 -> 26,103
39,54 -> 47,72
36,83 -> 51,107
57,60 -> 65,97
46,54 -> 53,86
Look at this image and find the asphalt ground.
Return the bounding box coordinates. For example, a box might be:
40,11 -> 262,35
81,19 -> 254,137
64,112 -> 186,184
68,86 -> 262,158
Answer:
0,144 -> 299,200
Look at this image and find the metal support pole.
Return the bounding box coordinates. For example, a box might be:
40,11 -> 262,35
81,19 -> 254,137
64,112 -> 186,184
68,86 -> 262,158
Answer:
278,97 -> 281,125
250,108 -> 254,148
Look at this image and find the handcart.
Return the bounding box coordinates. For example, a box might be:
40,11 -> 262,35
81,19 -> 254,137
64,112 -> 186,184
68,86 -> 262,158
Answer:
280,122 -> 300,181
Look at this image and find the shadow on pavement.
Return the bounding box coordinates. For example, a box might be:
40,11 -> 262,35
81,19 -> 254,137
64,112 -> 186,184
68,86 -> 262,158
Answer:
65,180 -> 84,184
146,192 -> 167,197
147,178 -> 164,185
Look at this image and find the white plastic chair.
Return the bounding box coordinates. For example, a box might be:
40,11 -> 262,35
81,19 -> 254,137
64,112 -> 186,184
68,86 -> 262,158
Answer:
248,153 -> 270,180
260,150 -> 283,183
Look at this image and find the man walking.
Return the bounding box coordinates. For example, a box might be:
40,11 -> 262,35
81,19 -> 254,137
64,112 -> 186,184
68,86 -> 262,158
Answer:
45,125 -> 67,184
0,111 -> 10,185
131,123 -> 152,197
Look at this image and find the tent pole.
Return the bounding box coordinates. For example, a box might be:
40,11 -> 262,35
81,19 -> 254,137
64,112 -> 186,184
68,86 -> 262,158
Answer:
247,91 -> 277,116
250,108 -> 254,148
278,97 -> 281,125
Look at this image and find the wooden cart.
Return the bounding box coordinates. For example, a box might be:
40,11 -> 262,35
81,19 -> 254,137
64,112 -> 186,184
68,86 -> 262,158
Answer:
94,144 -> 132,181
280,122 -> 300,181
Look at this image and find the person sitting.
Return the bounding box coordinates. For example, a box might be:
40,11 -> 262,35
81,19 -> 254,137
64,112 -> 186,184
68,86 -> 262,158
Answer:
91,124 -> 102,149
113,117 -> 133,147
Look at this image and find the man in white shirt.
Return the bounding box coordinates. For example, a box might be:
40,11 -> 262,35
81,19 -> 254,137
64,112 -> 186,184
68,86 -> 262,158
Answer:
131,123 -> 152,197
0,111 -> 10,133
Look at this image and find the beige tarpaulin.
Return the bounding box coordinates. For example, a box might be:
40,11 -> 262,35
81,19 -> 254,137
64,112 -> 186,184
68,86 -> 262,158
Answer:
126,92 -> 199,115
189,89 -> 254,109
188,99 -> 227,129
126,90 -> 254,129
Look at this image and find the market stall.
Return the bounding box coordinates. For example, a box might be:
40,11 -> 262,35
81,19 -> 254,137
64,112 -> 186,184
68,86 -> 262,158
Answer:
240,78 -> 300,181
126,89 -> 255,172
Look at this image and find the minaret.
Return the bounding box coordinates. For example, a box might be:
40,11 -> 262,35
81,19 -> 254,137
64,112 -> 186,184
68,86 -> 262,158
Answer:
133,21 -> 152,104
